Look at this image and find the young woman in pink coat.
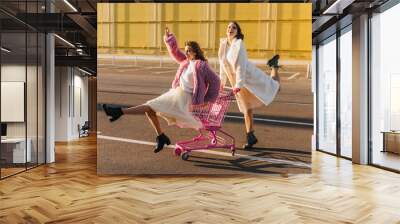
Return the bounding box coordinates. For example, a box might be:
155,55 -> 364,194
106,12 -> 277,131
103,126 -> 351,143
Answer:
103,27 -> 220,153
218,21 -> 281,149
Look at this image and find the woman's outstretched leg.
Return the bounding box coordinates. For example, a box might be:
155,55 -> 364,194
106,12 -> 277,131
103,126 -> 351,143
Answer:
144,107 -> 162,135
122,105 -> 163,135
122,105 -> 152,115
104,104 -> 158,121
271,67 -> 280,83
144,107 -> 171,153
244,109 -> 258,149
103,104 -> 170,153
244,109 -> 253,133
267,54 -> 281,84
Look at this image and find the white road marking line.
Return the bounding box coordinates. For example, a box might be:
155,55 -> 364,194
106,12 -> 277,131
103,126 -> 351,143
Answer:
97,64 -> 140,68
287,72 -> 301,80
98,54 -> 311,66
273,101 -> 312,106
98,104 -> 311,126
224,115 -> 313,126
154,70 -> 177,74
98,63 -> 177,70
97,135 -> 311,168
277,71 -> 296,74
99,134 -> 165,147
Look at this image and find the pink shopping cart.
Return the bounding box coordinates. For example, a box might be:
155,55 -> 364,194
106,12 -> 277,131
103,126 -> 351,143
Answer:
174,89 -> 236,161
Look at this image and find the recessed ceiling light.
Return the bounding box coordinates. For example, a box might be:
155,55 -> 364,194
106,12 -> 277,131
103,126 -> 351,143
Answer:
1,47 -> 11,53
54,34 -> 75,48
78,67 -> 93,76
322,0 -> 354,15
63,0 -> 78,12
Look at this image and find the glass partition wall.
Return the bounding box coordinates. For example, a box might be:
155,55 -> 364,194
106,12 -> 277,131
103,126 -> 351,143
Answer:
315,0 -> 400,172
316,26 -> 353,159
370,3 -> 400,171
0,31 -> 28,177
339,27 -> 352,159
317,35 -> 337,155
0,2 -> 46,179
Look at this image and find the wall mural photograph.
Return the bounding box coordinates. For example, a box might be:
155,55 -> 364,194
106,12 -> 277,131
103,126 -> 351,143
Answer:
97,3 -> 313,175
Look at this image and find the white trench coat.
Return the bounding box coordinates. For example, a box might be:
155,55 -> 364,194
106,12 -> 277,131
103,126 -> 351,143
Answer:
218,37 -> 280,112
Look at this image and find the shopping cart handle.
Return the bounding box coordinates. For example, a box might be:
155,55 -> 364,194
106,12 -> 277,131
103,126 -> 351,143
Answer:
232,88 -> 241,93
218,89 -> 235,101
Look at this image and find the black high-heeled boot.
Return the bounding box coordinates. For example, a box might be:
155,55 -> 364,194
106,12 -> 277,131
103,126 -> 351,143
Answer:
103,104 -> 123,122
267,54 -> 280,68
267,54 -> 281,92
154,133 -> 171,153
243,131 -> 258,150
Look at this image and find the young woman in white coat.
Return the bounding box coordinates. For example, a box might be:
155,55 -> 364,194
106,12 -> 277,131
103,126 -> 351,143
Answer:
218,21 -> 281,149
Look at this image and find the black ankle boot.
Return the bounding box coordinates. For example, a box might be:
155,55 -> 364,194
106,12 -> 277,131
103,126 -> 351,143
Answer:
103,104 -> 123,122
267,54 -> 280,68
154,133 -> 171,153
243,131 -> 258,150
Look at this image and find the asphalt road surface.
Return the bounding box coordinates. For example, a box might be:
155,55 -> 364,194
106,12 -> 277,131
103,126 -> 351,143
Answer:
97,58 -> 313,175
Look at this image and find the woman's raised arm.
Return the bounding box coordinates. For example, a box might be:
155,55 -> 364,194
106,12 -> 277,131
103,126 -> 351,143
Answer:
163,27 -> 186,63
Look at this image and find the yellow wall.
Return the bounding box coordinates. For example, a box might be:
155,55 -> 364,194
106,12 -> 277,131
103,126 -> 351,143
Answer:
98,3 -> 311,61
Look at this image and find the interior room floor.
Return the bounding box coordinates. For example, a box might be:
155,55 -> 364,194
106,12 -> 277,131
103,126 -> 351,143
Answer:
372,150 -> 400,171
0,135 -> 400,223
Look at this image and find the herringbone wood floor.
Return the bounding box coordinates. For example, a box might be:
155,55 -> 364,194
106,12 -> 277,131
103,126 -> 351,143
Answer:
1,135 -> 400,224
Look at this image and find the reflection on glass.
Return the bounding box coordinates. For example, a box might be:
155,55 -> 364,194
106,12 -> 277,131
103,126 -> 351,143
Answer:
0,1 -> 47,179
390,75 -> 400,130
1,31 -> 27,177
340,29 -> 352,158
371,4 -> 400,171
38,32 -> 46,165
318,37 -> 337,154
27,31 -> 38,169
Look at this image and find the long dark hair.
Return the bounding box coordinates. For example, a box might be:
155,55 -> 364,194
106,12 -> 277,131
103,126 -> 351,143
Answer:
230,21 -> 244,40
185,41 -> 207,61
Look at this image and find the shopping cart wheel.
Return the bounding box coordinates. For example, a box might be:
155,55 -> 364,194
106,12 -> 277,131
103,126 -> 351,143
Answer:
174,147 -> 182,156
181,152 -> 190,161
231,147 -> 235,156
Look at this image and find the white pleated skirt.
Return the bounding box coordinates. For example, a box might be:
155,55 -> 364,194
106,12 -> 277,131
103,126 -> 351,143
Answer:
145,87 -> 202,129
